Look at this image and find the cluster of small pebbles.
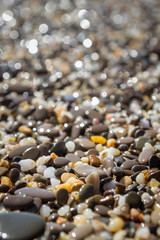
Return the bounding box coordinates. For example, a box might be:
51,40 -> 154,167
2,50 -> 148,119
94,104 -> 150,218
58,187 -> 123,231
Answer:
0,0 -> 160,239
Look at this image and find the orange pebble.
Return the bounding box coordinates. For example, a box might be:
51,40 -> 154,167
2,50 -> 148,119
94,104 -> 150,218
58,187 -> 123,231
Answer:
91,136 -> 106,144
61,173 -> 78,183
51,153 -> 58,160
55,183 -> 71,192
56,217 -> 67,224
1,177 -> 12,188
107,138 -> 116,147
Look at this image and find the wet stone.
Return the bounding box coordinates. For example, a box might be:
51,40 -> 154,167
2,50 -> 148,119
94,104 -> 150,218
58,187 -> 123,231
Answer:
33,107 -> 48,121
9,168 -> 20,182
0,212 -> 45,240
149,155 -> 160,169
147,170 -> 160,182
0,184 -> 10,192
116,137 -> 134,145
49,141 -> 67,156
138,148 -> 154,164
143,196 -> 154,208
85,172 -> 100,194
112,167 -> 124,177
54,157 -> 70,167
8,144 -> 36,159
56,188 -> 69,205
54,168 -> 67,178
79,138 -> 95,150
87,149 -> 99,156
27,197 -> 42,213
135,136 -> 153,151
14,187 -> 55,202
3,195 -> 33,210
89,155 -> 101,167
120,160 -> 138,170
69,223 -> 93,240
126,191 -> 142,208
65,153 -> 80,163
74,165 -> 106,178
71,125 -> 81,139
22,147 -> 40,160
79,184 -> 94,201
62,222 -> 75,233
94,205 -> 110,217
131,165 -> 148,172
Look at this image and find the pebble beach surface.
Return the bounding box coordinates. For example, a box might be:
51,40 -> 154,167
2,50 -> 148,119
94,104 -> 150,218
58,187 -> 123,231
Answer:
0,0 -> 160,239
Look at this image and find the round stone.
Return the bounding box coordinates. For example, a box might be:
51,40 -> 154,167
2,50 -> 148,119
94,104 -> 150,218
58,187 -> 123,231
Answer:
0,212 -> 45,240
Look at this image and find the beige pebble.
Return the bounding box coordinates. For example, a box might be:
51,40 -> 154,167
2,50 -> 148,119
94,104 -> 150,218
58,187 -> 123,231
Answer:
108,217 -> 124,232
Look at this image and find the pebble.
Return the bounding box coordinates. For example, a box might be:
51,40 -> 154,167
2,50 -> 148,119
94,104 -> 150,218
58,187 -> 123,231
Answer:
135,227 -> 150,239
126,191 -> 142,208
151,210 -> 160,224
120,160 -> 138,170
40,204 -> 51,217
65,141 -> 76,152
88,154 -> 101,167
56,188 -> 69,205
91,136 -> 106,144
138,148 -> 154,164
79,184 -> 94,201
120,176 -> 132,187
116,137 -> 134,145
58,205 -> 70,216
149,155 -> 160,169
9,168 -> 20,183
65,153 -> 80,163
136,137 -> 153,151
8,144 -> 36,159
54,157 -> 70,167
3,195 -> 33,210
50,178 -> 61,188
136,172 -> 145,184
94,205 -> 110,217
108,217 -> 124,232
22,147 -> 40,160
85,172 -> 100,194
19,159 -> 36,172
74,165 -> 106,178
43,167 -> 56,178
79,138 -> 95,150
0,212 -> 45,240
69,223 -> 93,240
14,187 -> 55,202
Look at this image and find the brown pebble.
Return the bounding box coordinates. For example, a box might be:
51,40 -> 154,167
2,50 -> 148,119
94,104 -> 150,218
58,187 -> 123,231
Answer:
120,176 -> 132,187
88,155 -> 101,167
56,188 -> 69,205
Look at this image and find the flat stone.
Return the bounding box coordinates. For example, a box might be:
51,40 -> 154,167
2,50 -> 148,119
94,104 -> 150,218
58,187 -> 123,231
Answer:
71,125 -> 81,139
94,205 -> 110,217
120,160 -> 138,170
3,195 -> 33,210
22,147 -> 40,160
65,153 -> 80,163
37,123 -> 59,137
79,138 -> 95,150
49,141 -> 67,156
131,165 -> 148,172
56,188 -> 69,205
14,187 -> 55,202
86,109 -> 103,121
62,222 -> 75,233
0,212 -> 45,240
8,144 -> 36,159
116,137 -> 134,145
74,165 -> 106,179
54,157 -> 70,167
88,124 -> 108,134
138,148 -> 154,164
69,223 -> 93,240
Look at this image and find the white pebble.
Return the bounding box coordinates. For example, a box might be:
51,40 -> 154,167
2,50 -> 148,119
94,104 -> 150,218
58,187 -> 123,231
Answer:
136,226 -> 150,239
19,137 -> 36,146
50,178 -> 60,188
43,167 -> 56,178
113,230 -> 126,240
37,135 -> 50,143
141,192 -> 150,201
58,205 -> 70,216
65,141 -> 75,152
143,214 -> 150,223
40,204 -> 51,217
136,173 -> 145,185
19,159 -> 36,172
37,165 -> 47,174
77,203 -> 88,214
36,156 -> 50,167
156,226 -> 160,237
83,208 -> 94,219
118,195 -> 126,206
